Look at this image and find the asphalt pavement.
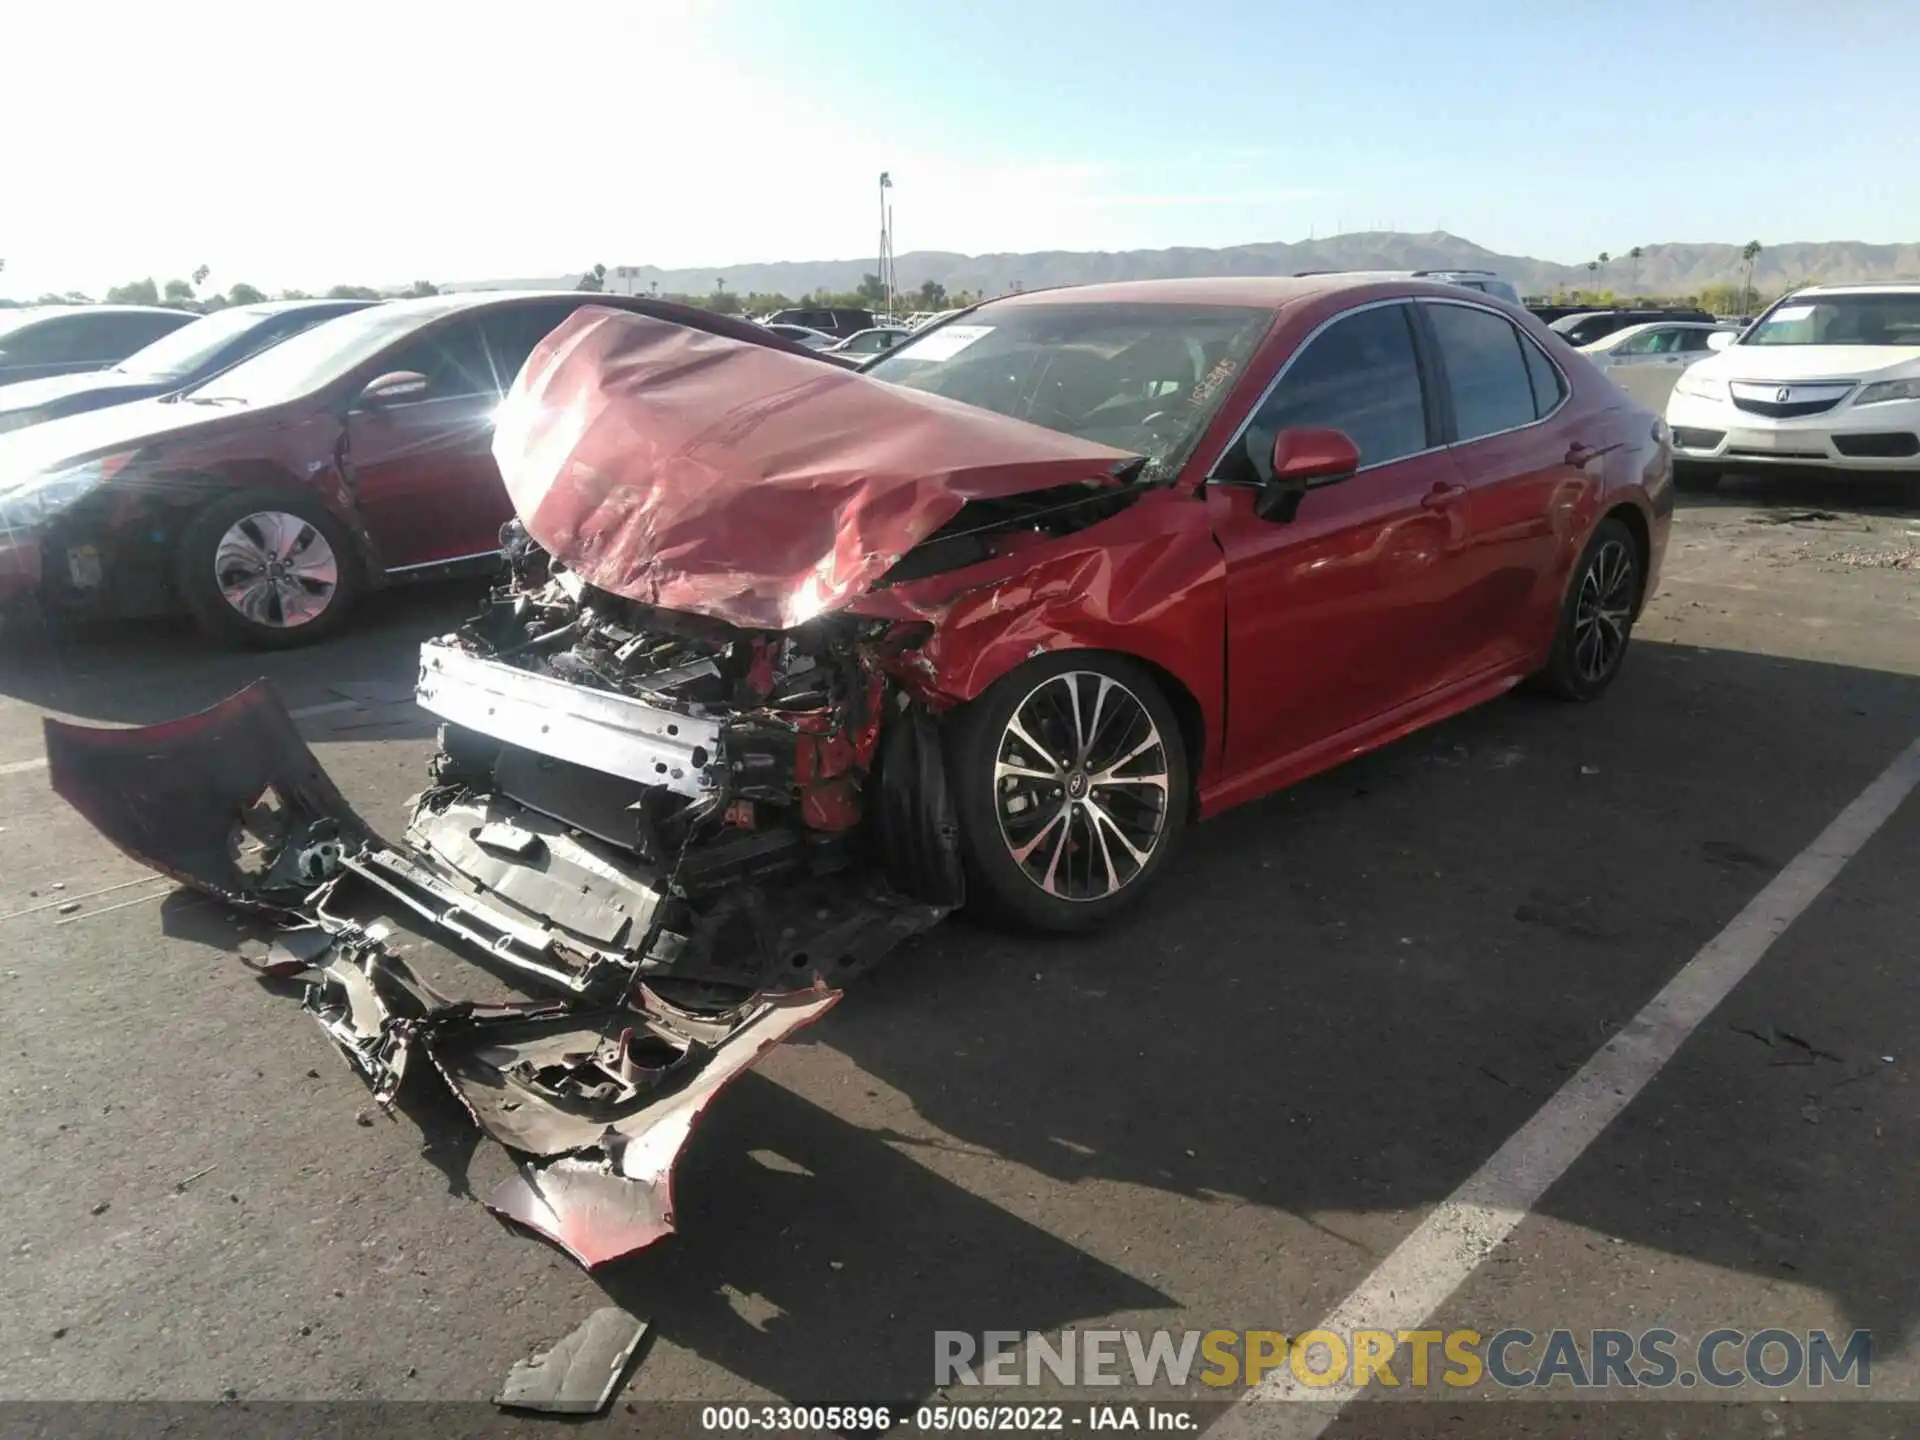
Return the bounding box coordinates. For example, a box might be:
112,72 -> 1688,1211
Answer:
1,472 -> 1916,1437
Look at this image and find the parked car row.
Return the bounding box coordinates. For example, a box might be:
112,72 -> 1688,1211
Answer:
0,292 -> 829,645
0,300 -> 376,434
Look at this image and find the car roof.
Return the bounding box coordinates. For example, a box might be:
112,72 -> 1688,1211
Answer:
2,303 -> 195,318
983,275 -> 1487,311
1789,283 -> 1920,297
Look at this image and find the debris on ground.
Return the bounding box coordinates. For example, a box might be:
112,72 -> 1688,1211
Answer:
1750,509 -> 1842,525
57,902 -> 80,915
172,1163 -> 218,1193
89,1201 -> 109,1216
494,1307 -> 649,1415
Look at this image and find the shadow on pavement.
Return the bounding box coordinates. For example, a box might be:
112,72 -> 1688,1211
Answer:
74,633 -> 1920,1406
1679,468 -> 1920,515
621,637 -> 1919,1400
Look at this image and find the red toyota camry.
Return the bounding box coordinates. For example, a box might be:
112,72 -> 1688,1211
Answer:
469,274 -> 1672,930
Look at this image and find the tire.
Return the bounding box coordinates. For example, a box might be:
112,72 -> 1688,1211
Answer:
177,490 -> 360,648
1533,517 -> 1642,702
946,651 -> 1190,931
1673,462 -> 1721,493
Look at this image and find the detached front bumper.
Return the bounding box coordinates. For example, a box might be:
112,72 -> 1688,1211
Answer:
42,679 -> 944,1267
1667,391 -> 1920,471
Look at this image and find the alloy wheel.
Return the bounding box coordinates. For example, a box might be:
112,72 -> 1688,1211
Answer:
213,510 -> 339,629
1572,539 -> 1635,684
993,670 -> 1170,901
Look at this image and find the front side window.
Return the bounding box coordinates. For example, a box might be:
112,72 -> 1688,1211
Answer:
376,316 -> 503,400
191,304 -> 459,405
1240,302 -> 1428,472
867,299 -> 1273,482
1427,302 -> 1539,441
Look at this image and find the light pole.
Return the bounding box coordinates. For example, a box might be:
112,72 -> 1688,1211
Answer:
879,171 -> 894,320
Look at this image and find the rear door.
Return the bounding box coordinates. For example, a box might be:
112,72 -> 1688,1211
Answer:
1420,298 -> 1597,672
342,302 -> 580,568
1604,326 -> 1689,408
1207,299 -> 1480,788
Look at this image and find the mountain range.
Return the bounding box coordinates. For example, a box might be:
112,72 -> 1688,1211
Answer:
446,231 -> 1920,301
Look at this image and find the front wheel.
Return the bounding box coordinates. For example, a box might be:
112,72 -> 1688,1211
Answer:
177,491 -> 359,648
1532,517 -> 1642,702
946,652 -> 1190,931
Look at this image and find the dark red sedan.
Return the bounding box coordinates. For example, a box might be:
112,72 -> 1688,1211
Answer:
0,291 -> 819,646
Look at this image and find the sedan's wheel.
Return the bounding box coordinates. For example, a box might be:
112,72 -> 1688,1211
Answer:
949,652 -> 1189,931
178,491 -> 359,648
215,511 -> 339,628
1533,516 -> 1642,701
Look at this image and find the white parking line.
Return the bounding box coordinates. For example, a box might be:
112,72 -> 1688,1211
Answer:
0,696 -> 367,777
1214,733 -> 1920,1440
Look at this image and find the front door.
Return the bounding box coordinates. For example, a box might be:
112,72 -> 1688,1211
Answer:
1209,300 -> 1479,789
342,304 -> 581,569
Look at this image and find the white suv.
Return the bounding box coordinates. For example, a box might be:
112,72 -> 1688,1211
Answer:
1665,283 -> 1920,489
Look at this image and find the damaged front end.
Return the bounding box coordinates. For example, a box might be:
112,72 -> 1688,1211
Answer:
42,538 -> 965,1268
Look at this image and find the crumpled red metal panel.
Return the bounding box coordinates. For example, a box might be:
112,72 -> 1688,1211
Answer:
484,988 -> 841,1266
492,307 -> 1138,630
845,486 -> 1230,779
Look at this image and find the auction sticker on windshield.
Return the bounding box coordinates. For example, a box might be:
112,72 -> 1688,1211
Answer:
894,324 -> 993,362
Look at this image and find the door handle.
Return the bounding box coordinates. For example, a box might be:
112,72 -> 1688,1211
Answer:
1421,482 -> 1468,508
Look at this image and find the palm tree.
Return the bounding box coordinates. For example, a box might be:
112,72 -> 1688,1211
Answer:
1740,240 -> 1762,316
1628,246 -> 1644,296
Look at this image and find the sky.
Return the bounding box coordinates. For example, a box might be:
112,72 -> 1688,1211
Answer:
5,0 -> 1918,300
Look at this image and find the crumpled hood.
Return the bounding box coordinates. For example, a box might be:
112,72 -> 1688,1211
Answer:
492,306 -> 1138,630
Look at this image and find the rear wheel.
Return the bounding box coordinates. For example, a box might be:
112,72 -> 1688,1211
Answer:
1673,461 -> 1721,493
177,491 -> 359,648
1533,517 -> 1642,702
947,652 -> 1189,931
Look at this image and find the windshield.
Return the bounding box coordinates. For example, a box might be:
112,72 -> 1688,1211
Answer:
864,301 -> 1273,481
111,307 -> 277,378
1742,293 -> 1920,347
186,302 -> 437,405
0,310 -> 59,343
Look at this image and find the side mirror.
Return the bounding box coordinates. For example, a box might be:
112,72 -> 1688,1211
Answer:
1706,331 -> 1736,351
354,370 -> 429,408
1252,427 -> 1361,523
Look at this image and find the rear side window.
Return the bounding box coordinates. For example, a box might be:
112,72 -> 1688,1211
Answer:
1521,332 -> 1567,417
1249,302 -> 1429,469
1427,303 -> 1540,441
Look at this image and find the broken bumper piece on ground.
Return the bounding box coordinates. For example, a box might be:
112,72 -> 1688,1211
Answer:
41,680 -> 910,1269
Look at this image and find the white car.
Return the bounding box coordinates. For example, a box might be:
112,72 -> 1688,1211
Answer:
760,322 -> 836,350
1665,284 -> 1920,490
1580,320 -> 1740,409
